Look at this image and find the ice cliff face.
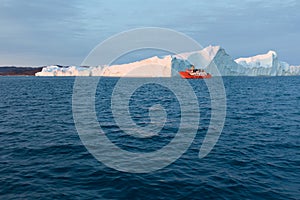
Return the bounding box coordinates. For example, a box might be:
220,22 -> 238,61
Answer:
235,51 -> 300,76
36,65 -> 91,76
35,56 -> 172,77
35,46 -> 300,77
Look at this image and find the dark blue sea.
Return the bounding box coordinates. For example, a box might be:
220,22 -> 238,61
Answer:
0,76 -> 299,199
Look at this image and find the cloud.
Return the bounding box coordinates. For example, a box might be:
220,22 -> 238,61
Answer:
0,0 -> 299,65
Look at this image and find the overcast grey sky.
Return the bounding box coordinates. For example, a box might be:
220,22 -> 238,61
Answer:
0,0 -> 299,66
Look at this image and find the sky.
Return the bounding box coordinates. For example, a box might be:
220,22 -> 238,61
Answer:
0,0 -> 299,66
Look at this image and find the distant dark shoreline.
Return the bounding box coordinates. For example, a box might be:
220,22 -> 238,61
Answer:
0,67 -> 42,76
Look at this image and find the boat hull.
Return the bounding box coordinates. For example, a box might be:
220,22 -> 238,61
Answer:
179,71 -> 212,79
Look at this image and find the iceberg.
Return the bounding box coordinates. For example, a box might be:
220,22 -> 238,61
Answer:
35,56 -> 172,77
36,65 -> 91,76
35,46 -> 300,77
234,51 -> 299,76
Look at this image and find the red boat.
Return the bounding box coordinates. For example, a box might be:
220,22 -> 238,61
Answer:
179,69 -> 212,79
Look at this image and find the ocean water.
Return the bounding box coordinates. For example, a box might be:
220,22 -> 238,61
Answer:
0,76 -> 299,199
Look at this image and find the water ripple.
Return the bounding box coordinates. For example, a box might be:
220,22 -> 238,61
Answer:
0,76 -> 299,199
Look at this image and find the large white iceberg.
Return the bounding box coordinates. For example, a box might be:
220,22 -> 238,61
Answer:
35,46 -> 300,77
235,50 -> 300,76
36,56 -> 172,77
